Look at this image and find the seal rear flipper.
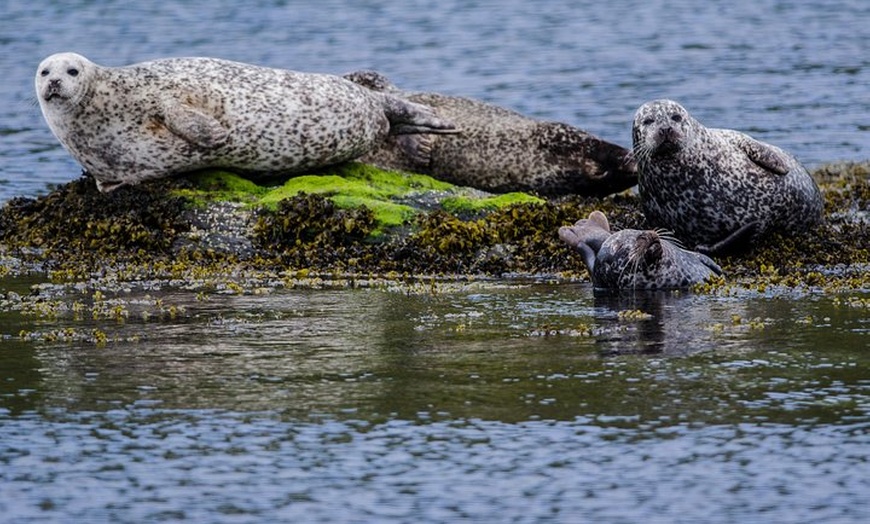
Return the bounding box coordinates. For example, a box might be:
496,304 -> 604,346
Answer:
586,210 -> 611,232
736,135 -> 792,175
394,134 -> 434,168
556,228 -> 599,275
558,225 -> 583,249
697,221 -> 761,256
162,102 -> 229,149
559,224 -> 601,274
559,212 -> 611,253
382,95 -> 458,135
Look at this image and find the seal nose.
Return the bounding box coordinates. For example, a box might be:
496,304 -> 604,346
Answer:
657,125 -> 682,145
43,79 -> 63,101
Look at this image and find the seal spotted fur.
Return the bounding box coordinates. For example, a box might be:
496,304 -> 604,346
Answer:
35,53 -> 457,192
344,70 -> 637,197
559,211 -> 723,290
632,99 -> 823,254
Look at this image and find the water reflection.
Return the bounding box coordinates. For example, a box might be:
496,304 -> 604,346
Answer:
1,281 -> 866,426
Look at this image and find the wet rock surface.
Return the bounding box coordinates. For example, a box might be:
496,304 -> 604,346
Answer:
0,162 -> 867,293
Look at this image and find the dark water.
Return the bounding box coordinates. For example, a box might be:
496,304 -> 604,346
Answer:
1,1 -> 869,522
0,0 -> 868,200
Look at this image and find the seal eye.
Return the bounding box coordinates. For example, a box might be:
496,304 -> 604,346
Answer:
41,69 -> 49,77
642,118 -> 654,126
671,114 -> 683,123
67,68 -> 79,77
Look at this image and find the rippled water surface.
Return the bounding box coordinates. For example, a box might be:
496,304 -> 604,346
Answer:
1,278 -> 869,522
1,1 -> 869,522
0,0 -> 868,200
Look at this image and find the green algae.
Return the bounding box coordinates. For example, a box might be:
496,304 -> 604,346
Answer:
175,163 -> 454,229
177,163 -> 545,232
441,192 -> 545,215
173,170 -> 270,204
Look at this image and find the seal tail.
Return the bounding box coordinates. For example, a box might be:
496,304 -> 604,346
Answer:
382,95 -> 459,135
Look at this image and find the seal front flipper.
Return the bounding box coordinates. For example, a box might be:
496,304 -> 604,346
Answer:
734,134 -> 791,175
697,253 -> 724,276
161,101 -> 229,149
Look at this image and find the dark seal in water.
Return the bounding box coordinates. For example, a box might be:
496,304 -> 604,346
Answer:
559,210 -> 723,290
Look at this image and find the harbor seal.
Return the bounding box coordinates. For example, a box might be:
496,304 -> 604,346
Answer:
343,70 -> 637,197
559,210 -> 723,290
35,53 -> 457,192
632,99 -> 823,254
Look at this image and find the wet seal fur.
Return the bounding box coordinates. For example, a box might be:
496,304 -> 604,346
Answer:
559,210 -> 723,290
632,99 -> 823,254
343,70 -> 637,197
35,53 -> 457,192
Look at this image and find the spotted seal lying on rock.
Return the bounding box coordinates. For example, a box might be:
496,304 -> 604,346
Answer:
35,53 -> 457,192
631,99 -> 823,254
343,70 -> 637,197
559,211 -> 723,290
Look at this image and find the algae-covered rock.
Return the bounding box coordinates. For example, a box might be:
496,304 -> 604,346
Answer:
0,176 -> 189,260
0,161 -> 867,292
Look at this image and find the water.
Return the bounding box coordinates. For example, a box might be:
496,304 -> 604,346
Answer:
1,1 -> 869,522
1,278 -> 868,522
1,0 -> 868,201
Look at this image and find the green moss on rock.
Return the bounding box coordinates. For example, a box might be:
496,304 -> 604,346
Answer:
441,192 -> 545,215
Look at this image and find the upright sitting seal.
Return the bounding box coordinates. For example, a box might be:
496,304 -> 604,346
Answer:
35,53 -> 457,192
343,70 -> 637,197
559,211 -> 723,290
632,99 -> 823,254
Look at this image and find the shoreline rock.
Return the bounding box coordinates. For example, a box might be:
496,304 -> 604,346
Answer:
0,161 -> 867,293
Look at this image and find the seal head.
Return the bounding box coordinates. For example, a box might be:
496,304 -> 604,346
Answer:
631,99 -> 823,254
559,210 -> 723,290
37,52 -> 95,109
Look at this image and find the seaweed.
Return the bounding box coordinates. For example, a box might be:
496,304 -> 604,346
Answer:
0,161 -> 866,292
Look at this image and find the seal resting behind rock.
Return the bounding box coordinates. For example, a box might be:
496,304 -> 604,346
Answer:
343,70 -> 637,197
35,53 -> 458,192
559,210 -> 723,290
632,99 -> 823,254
